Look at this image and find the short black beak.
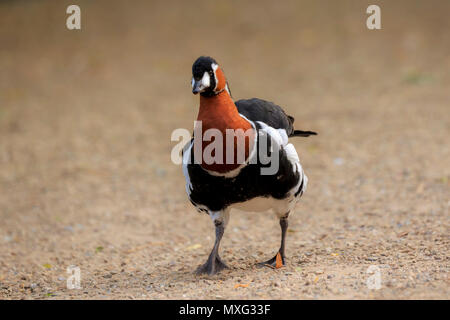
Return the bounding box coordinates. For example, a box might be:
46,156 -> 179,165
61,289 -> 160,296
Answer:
192,81 -> 202,94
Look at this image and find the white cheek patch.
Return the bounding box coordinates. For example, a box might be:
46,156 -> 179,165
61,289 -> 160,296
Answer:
192,73 -> 210,92
201,71 -> 210,87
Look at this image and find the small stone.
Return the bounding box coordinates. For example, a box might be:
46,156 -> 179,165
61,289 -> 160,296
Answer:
64,226 -> 74,232
155,168 -> 166,177
315,270 -> 324,275
333,158 -> 345,166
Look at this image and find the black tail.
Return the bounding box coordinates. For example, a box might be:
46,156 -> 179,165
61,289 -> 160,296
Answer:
290,130 -> 318,137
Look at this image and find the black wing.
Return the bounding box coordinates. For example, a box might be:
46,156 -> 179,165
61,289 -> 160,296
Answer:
235,98 -> 317,137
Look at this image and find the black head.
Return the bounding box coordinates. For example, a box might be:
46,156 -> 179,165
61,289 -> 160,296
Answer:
191,56 -> 230,97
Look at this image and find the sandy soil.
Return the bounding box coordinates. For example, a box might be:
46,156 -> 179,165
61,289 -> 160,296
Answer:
0,0 -> 449,299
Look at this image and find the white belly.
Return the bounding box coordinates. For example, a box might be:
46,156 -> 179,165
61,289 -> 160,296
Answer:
230,195 -> 297,217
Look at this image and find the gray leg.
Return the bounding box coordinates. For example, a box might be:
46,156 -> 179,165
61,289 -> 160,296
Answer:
197,211 -> 229,275
258,215 -> 289,267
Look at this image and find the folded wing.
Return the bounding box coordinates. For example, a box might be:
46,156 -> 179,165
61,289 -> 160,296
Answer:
235,98 -> 317,137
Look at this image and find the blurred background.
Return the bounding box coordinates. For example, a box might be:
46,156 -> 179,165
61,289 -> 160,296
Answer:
0,0 -> 448,299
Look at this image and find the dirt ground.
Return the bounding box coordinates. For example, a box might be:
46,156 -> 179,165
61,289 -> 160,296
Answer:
0,0 -> 449,299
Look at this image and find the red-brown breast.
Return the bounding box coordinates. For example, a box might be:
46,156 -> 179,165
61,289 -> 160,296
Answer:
196,90 -> 255,174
